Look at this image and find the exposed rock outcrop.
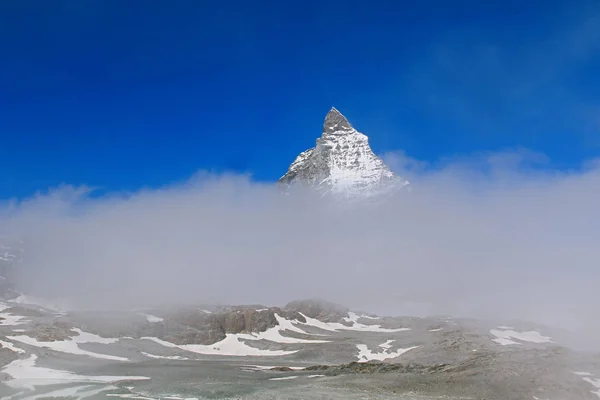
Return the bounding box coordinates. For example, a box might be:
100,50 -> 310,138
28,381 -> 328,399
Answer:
286,298 -> 349,323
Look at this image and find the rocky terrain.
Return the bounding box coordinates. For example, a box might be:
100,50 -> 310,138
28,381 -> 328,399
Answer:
1,296 -> 599,399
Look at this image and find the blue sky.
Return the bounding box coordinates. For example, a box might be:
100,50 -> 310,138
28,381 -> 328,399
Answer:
1,0 -> 599,199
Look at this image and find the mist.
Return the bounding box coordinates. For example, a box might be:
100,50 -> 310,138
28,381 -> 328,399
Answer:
2,150 -> 600,343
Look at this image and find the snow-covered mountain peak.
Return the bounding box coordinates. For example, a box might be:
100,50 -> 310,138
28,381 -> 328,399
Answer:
278,108 -> 408,198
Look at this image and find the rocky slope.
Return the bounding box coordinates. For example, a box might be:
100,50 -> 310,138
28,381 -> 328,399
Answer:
1,297 -> 599,399
278,107 -> 408,198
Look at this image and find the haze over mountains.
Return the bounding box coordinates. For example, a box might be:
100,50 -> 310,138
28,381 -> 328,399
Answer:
0,107 -> 599,337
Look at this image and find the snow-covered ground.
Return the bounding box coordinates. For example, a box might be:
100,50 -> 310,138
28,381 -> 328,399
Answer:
0,305 -> 28,326
490,327 -> 553,346
0,301 -> 593,400
298,312 -> 410,333
356,340 -> 419,362
142,335 -> 298,357
2,355 -> 149,391
7,329 -> 127,361
269,376 -> 299,381
140,352 -> 189,360
236,314 -> 330,344
574,372 -> 600,399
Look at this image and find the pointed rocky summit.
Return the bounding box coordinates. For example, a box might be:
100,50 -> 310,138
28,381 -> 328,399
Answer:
323,107 -> 353,132
278,108 -> 408,198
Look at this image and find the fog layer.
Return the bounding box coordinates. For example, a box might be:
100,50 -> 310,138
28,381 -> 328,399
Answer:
2,151 -> 599,339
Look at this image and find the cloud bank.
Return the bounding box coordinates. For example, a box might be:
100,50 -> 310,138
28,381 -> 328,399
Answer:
2,150 -> 600,345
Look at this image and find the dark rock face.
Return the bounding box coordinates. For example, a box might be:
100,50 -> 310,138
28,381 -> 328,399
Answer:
216,306 -> 306,333
286,299 -> 349,323
165,310 -> 225,345
147,306 -> 307,346
323,107 -> 353,133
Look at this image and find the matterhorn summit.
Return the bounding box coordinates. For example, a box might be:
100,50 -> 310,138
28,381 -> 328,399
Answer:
278,107 -> 408,198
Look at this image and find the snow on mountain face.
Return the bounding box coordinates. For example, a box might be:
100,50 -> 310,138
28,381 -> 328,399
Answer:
278,107 -> 408,198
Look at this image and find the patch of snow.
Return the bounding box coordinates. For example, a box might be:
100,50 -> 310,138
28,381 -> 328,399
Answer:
379,339 -> 395,350
233,314 -> 329,344
298,313 -> 410,333
498,325 -> 514,330
342,312 -> 381,323
255,308 -> 268,312
0,338 -> 26,353
200,309 -> 212,314
576,373 -> 600,399
490,328 -> 553,346
139,313 -> 163,323
163,397 -> 196,400
492,337 -> 520,345
342,312 -> 361,323
274,314 -> 315,335
269,376 -> 298,381
142,335 -> 298,357
360,314 -> 380,320
70,328 -> 119,345
308,374 -> 325,378
7,329 -> 126,361
2,354 -> 149,390
429,328 -> 443,332
242,365 -> 304,371
583,377 -> 600,397
294,314 -> 338,332
140,352 -> 189,360
356,341 -> 419,362
0,310 -> 28,326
